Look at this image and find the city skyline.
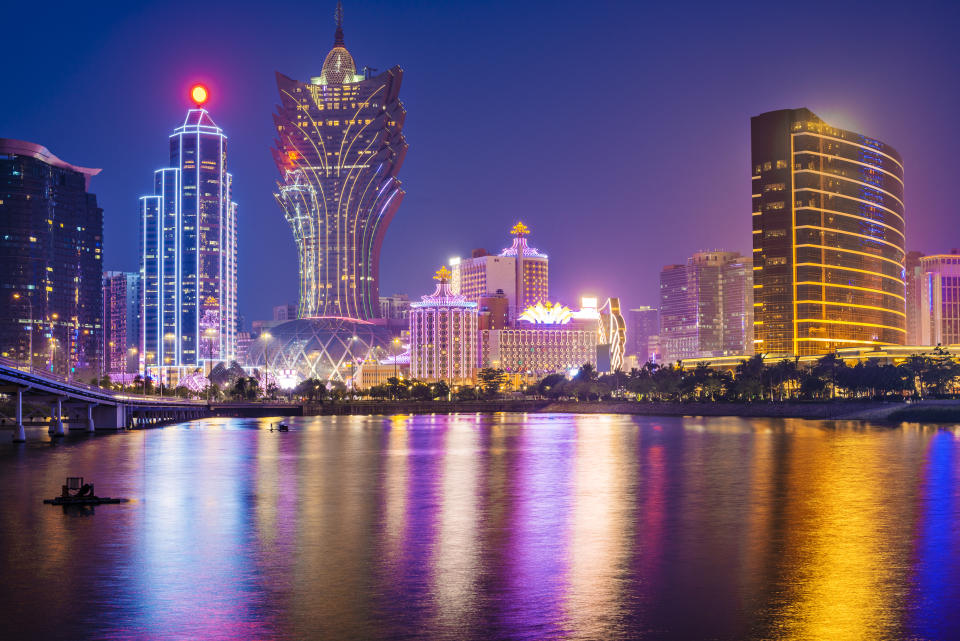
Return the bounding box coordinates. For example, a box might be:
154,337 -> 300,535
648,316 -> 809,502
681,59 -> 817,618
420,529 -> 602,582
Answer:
3,1 -> 960,324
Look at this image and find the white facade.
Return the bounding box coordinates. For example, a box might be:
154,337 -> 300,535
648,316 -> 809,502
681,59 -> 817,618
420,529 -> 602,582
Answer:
410,272 -> 478,382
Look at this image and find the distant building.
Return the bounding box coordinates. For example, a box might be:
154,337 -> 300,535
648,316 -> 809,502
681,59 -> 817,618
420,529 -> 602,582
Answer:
905,251 -> 925,345
140,89 -> 238,380
659,251 -> 752,363
451,222 -> 548,322
379,294 -> 411,320
598,297 -> 627,372
752,108 -> 906,355
0,139 -> 103,377
920,254 -> 960,346
356,357 -> 409,389
626,306 -> 658,364
478,291 -> 510,331
409,267 -> 478,383
273,304 -> 297,322
102,271 -> 140,374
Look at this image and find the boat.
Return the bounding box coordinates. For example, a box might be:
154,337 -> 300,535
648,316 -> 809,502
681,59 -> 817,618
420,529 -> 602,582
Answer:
277,422 -> 289,432
44,477 -> 129,506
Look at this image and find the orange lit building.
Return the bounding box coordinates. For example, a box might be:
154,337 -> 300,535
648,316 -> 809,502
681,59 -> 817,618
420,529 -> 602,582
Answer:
751,109 -> 906,355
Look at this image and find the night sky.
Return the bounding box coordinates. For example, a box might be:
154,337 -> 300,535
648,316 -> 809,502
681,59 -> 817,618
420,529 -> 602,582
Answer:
3,0 -> 959,323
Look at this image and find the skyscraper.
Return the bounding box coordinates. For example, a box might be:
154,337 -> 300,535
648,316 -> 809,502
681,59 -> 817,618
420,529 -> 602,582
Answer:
626,306 -> 658,364
410,266 -> 478,382
140,87 -> 238,380
751,108 -> 906,356
919,253 -> 960,346
272,4 -> 407,320
905,250 -> 925,345
102,271 -> 140,375
659,251 -> 753,363
451,222 -> 549,322
0,139 -> 103,377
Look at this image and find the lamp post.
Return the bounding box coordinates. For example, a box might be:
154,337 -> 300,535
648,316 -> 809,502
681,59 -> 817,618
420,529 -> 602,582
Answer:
11,292 -> 32,370
162,332 -> 175,396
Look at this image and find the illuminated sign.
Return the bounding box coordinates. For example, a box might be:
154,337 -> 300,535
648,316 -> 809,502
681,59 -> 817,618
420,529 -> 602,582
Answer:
519,301 -> 573,325
190,84 -> 209,107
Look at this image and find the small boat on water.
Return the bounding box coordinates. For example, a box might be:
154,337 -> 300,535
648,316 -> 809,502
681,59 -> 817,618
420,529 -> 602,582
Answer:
276,422 -> 289,432
44,477 -> 129,506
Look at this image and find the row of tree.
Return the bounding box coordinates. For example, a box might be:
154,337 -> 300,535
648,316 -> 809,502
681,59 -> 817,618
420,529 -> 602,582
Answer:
88,348 -> 960,404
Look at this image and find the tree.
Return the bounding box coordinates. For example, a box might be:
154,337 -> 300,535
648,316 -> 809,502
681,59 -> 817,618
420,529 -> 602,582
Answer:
432,381 -> 450,400
454,385 -> 479,401
410,382 -> 432,401
477,368 -> 508,399
538,373 -> 566,398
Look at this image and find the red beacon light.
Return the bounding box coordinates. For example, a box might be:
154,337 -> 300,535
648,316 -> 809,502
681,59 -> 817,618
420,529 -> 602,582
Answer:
190,84 -> 209,107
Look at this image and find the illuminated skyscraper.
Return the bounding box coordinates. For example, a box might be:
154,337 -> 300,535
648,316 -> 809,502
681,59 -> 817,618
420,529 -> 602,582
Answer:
272,3 -> 407,319
410,267 -> 477,382
451,222 -> 548,321
0,139 -> 103,377
140,86 -> 238,379
919,253 -> 960,346
752,108 -> 906,355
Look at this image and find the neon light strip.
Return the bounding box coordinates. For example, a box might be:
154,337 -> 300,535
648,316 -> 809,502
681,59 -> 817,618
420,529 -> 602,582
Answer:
794,280 -> 905,301
794,188 -> 904,224
795,205 -> 904,239
792,150 -> 904,185
792,131 -> 903,170
794,262 -> 903,284
794,244 -> 904,268
795,318 -> 905,332
795,225 -> 904,253
793,169 -> 904,208
794,300 -> 906,317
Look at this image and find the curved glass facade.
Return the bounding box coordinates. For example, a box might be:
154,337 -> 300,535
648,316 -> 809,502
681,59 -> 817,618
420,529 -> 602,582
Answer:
271,11 -> 406,320
245,317 -> 396,383
752,109 -> 906,356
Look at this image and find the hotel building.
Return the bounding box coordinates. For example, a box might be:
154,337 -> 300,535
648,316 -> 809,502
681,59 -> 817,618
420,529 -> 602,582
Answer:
409,267 -> 478,382
919,254 -> 960,346
140,92 -> 238,379
102,271 -> 140,374
272,5 -> 407,320
626,306 -> 659,364
451,222 -> 548,322
751,108 -> 906,355
0,139 -> 103,377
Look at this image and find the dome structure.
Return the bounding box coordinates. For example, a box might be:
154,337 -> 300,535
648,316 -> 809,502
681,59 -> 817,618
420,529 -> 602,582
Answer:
317,2 -> 358,84
246,317 -> 398,383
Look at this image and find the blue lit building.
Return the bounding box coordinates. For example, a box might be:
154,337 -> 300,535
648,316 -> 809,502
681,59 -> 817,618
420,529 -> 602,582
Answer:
140,95 -> 238,381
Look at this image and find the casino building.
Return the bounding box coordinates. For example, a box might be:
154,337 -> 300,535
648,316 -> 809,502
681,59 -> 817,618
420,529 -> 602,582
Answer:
140,87 -> 238,380
272,3 -> 407,320
751,108 -> 906,356
409,267 -> 478,383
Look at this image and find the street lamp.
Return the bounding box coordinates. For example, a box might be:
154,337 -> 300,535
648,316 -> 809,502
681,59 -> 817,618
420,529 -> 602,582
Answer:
162,332 -> 175,396
11,292 -> 32,370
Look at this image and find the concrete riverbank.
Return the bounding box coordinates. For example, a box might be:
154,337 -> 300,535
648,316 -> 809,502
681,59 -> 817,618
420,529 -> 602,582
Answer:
302,399 -> 960,422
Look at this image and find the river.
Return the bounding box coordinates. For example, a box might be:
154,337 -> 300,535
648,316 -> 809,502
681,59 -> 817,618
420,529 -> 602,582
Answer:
0,414 -> 957,640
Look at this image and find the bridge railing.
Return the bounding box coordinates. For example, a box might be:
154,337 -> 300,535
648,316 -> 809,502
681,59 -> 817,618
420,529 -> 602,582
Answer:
0,356 -> 207,405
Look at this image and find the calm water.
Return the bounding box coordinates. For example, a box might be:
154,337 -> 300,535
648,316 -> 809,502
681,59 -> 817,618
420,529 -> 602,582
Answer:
1,414 -> 959,641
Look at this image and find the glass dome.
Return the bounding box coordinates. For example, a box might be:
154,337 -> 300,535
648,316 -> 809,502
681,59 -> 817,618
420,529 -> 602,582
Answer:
246,317 -> 398,383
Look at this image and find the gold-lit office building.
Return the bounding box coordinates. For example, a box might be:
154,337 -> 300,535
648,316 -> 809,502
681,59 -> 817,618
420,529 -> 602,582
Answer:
751,108 -> 906,356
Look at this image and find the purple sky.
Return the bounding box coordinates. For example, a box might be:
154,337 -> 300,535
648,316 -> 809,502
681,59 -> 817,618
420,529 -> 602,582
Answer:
3,0 -> 959,322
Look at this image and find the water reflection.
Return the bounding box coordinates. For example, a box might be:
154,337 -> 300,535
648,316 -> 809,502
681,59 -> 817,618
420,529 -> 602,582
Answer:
0,415 -> 959,640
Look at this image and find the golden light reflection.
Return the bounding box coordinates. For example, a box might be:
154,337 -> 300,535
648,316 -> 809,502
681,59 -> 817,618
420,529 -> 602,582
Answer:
774,424 -> 912,640
562,415 -> 634,637
431,421 -> 480,630
383,416 -> 409,558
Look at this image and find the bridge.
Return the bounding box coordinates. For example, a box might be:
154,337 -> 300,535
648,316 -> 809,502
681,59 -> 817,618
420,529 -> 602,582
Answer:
0,357 -> 210,442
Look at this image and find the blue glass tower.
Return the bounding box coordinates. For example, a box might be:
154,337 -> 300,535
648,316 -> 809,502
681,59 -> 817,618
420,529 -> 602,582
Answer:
140,98 -> 237,380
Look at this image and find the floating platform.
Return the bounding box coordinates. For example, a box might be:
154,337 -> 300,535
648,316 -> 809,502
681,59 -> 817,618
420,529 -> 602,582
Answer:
44,496 -> 129,506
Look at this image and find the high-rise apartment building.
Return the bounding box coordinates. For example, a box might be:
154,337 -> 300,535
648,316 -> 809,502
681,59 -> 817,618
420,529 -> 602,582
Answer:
659,251 -> 753,363
451,222 -> 548,321
751,108 -> 906,355
140,89 -> 238,379
102,271 -> 140,374
905,251 -> 925,345
379,294 -> 411,320
626,306 -> 658,364
0,139 -> 103,377
409,267 -> 477,382
272,5 -> 407,320
919,254 -> 960,346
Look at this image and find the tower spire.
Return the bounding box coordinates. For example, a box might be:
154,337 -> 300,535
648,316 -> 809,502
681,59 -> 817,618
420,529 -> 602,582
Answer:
334,1 -> 345,47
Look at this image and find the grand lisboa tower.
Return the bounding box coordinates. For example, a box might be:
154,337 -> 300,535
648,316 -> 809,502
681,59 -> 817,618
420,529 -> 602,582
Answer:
257,3 -> 406,383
